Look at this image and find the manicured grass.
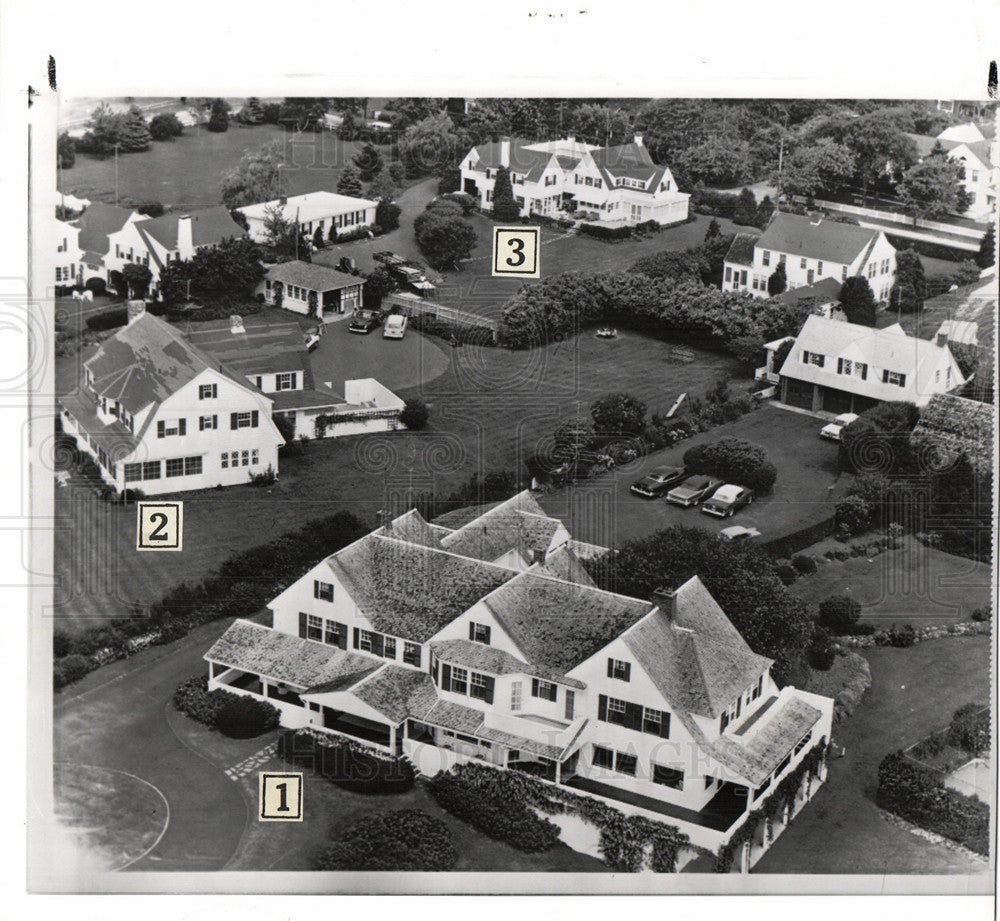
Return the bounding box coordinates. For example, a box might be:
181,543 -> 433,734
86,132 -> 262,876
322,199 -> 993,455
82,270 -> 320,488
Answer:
786,535 -> 992,624
53,762 -> 168,871
61,123 -> 387,211
756,635 -> 991,875
539,402 -> 844,548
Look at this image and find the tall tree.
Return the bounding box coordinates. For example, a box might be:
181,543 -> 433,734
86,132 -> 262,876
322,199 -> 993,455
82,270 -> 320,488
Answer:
413,210 -> 477,270
117,105 -> 152,152
975,222 -> 995,269
889,248 -> 927,314
207,98 -> 230,133
732,187 -> 758,225
491,165 -> 520,221
780,139 -> 856,199
336,163 -> 364,198
755,195 -> 776,229
767,262 -> 787,295
367,168 -> 399,202
375,200 -> 401,232
353,143 -> 384,182
121,262 -> 152,298
57,132 -> 75,169
569,103 -> 631,146
238,97 -> 265,125
221,143 -> 283,207
841,115 -> 917,205
896,154 -> 973,221
398,112 -> 461,178
261,204 -> 311,263
838,276 -> 877,326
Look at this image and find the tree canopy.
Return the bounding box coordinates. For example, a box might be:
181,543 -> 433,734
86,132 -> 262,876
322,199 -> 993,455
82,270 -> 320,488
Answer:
590,392 -> 647,435
838,276 -> 877,326
889,248 -> 927,314
159,237 -> 266,307
413,210 -> 477,270
896,154 -> 973,220
221,143 -> 283,208
491,165 -> 521,222
336,163 -> 364,198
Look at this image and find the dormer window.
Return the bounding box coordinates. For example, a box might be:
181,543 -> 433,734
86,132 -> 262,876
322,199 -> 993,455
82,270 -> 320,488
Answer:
607,658 -> 630,681
469,622 -> 491,644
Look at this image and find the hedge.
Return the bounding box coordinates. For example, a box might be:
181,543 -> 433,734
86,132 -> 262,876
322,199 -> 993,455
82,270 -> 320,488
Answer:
578,222 -> 634,241
316,809 -> 457,871
172,674 -> 279,736
947,704 -> 990,757
877,751 -> 989,855
428,770 -> 561,852
682,436 -> 778,494
278,728 -> 414,794
85,307 -> 129,331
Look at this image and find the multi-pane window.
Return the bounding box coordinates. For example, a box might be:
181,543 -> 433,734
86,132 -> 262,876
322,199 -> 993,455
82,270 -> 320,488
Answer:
752,675 -> 763,700
358,629 -> 375,653
184,456 -> 202,475
803,350 -> 825,367
276,373 -> 296,391
241,450 -> 250,466
883,370 -> 906,387
231,411 -> 259,429
511,681 -> 522,711
199,415 -> 217,431
469,622 -> 491,644
450,667 -> 468,695
251,449 -> 259,465
306,614 -> 323,641
607,697 -> 627,722
592,745 -> 614,770
652,763 -> 684,789
614,752 -> 637,776
384,637 -> 397,659
157,419 -> 186,438
800,257 -> 807,270
470,672 -> 490,701
793,734 -> 811,756
314,580 -> 334,601
221,453 -> 229,468
324,620 -> 344,646
643,707 -> 668,736
531,678 -> 557,702
143,461 -> 161,480
607,658 -> 631,681
165,458 -> 185,477
402,642 -> 421,667
199,384 -> 218,400
762,251 -> 770,267
817,261 -> 824,275
124,463 -> 142,482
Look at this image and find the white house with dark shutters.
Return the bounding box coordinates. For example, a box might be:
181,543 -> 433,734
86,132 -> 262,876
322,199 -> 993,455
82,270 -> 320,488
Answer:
204,491 -> 834,860
59,305 -> 284,495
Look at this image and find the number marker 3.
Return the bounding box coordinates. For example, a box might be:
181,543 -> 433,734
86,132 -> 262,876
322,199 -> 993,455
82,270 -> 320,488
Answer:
492,227 -> 540,278
136,501 -> 183,551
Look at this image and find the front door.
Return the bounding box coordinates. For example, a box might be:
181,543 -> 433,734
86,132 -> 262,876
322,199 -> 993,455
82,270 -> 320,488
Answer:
807,269 -> 815,284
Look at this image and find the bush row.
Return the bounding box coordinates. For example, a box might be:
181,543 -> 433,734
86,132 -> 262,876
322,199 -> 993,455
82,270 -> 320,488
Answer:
53,510 -> 368,688
877,751 -> 989,855
682,436 -> 777,494
407,312 -> 497,348
172,675 -> 280,737
278,728 -> 415,794
316,809 -> 457,871
85,307 -> 129,331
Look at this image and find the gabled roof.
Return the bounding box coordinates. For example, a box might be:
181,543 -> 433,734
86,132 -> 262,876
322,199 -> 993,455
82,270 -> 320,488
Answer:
183,314 -> 311,377
204,619 -> 380,691
590,141 -> 659,183
58,386 -> 139,454
328,535 -> 515,642
755,212 -> 882,265
429,638 -> 585,689
430,501 -> 503,530
135,206 -> 245,251
84,312 -> 246,413
468,139 -> 554,182
374,509 -> 444,549
482,572 -> 652,676
346,665 -> 438,723
771,276 -> 843,306
239,190 -> 377,223
623,576 -> 772,719
264,260 -> 365,293
535,544 -> 597,588
74,201 -> 136,257
724,232 -> 759,267
438,490 -> 563,563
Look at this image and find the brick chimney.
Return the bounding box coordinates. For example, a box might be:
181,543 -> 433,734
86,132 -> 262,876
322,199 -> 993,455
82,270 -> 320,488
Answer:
531,547 -> 547,566
126,300 -> 146,325
936,326 -> 950,347
177,214 -> 194,259
499,137 -> 511,168
633,134 -> 644,147
651,586 -> 678,620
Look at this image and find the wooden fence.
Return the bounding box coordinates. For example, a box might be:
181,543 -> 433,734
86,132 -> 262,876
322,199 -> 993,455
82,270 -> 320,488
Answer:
385,292 -> 500,342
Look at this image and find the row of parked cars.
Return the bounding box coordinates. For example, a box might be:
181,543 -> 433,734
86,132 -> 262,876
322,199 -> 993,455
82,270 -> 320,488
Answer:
348,309 -> 408,339
630,465 -> 756,518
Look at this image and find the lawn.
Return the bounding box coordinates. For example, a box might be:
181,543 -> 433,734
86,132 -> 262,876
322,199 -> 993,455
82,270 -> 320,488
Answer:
756,634 -> 992,875
786,535 -> 992,624
61,122 -> 390,212
539,402 -> 844,548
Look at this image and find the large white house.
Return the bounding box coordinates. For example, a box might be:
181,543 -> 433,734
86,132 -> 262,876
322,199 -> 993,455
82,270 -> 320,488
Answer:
723,213 -> 897,302
55,218 -> 83,289
777,314 -> 967,414
459,135 -> 690,226
71,202 -> 142,285
205,491 -> 834,862
59,306 -> 284,495
238,191 -> 378,245
907,122 -> 998,221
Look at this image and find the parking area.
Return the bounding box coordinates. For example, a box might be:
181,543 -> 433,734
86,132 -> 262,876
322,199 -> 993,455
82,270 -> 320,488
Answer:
539,403 -> 844,548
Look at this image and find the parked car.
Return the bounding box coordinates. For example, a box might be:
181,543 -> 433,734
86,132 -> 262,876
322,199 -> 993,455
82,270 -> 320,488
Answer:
383,314 -> 407,339
719,525 -> 762,542
701,484 -> 754,518
373,251 -> 407,267
630,465 -> 687,498
349,309 -> 383,334
820,412 -> 859,442
338,256 -> 358,274
665,475 -> 724,507
304,332 -> 321,351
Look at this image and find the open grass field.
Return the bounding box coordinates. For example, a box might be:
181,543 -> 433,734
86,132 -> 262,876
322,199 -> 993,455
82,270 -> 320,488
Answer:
52,327 -> 743,628
61,123 -> 388,211
756,634 -> 992,875
538,402 -> 844,548
786,535 -> 992,624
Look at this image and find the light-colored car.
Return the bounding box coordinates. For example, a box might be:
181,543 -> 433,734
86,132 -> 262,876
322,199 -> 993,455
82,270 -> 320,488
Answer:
719,525 -> 762,542
383,314 -> 408,339
701,484 -> 754,518
665,475 -> 724,507
820,412 -> 859,441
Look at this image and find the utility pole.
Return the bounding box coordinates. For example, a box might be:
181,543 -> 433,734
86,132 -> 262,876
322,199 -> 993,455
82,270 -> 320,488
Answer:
114,143 -> 120,206
776,137 -> 785,206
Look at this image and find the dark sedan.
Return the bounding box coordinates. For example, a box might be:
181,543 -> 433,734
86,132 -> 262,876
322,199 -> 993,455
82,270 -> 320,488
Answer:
665,475 -> 724,507
630,465 -> 687,498
348,310 -> 383,334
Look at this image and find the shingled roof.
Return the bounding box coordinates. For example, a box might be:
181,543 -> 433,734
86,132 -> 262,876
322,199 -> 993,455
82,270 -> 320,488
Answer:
535,544 -> 597,587
623,576 -> 772,719
911,393 -> 996,477
756,212 -> 881,265
347,665 -> 438,723
264,260 -> 364,292
74,202 -> 136,259
183,314 -> 311,377
438,491 -> 564,563
482,572 -> 652,675
136,205 -> 246,252
328,535 -> 515,642
429,638 -> 585,689
204,619 -> 380,690
724,232 -> 760,267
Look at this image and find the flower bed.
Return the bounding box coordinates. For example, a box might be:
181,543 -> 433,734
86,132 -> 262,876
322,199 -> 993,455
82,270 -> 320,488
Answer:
837,620 -> 990,648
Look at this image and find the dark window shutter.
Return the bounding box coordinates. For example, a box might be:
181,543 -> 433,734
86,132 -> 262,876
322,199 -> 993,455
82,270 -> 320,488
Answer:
157,420 -> 165,438
531,678 -> 540,698
898,374 -> 906,387
598,694 -> 608,722
441,663 -> 451,692
212,415 -> 218,429
291,373 -> 297,389
199,417 -> 205,431
431,656 -> 439,683
660,712 -> 671,738
607,658 -> 614,678
298,612 -> 307,639
837,358 -> 844,374
625,702 -> 644,731
482,676 -> 495,705
622,663 -> 631,681
336,622 -> 347,650
372,633 -> 384,657
736,697 -> 742,718
860,365 -> 867,381
882,369 -> 890,383
469,622 -> 476,641
313,580 -> 319,599
352,627 -> 360,649
251,410 -> 259,427
231,412 -> 238,430
548,683 -> 558,702
802,351 -> 809,364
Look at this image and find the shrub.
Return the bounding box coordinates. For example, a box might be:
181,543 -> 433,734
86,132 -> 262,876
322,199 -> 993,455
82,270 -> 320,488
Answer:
214,693 -> 280,737
791,554 -> 817,574
149,112 -> 184,140
84,277 -> 107,297
578,222 -> 633,241
426,197 -> 465,218
316,810 -> 457,871
85,307 -> 129,331
835,495 -> 872,536
428,771 -> 560,852
807,625 -> 836,670
948,704 -> 990,756
774,563 -> 797,586
886,624 -> 917,647
248,464 -> 277,486
682,436 -> 777,493
877,751 -> 989,854
441,191 -> 478,214
400,398 -> 430,430
970,607 -> 990,623
172,674 -> 228,726
53,653 -> 94,689
817,594 -> 862,634
279,730 -> 415,794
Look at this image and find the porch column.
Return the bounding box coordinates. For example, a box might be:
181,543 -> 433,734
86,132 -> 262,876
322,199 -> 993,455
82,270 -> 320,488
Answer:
740,840 -> 751,874
782,803 -> 790,827
811,384 -> 823,412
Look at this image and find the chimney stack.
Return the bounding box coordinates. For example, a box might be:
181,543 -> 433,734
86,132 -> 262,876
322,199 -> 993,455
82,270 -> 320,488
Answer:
531,547 -> 547,566
126,300 -> 146,325
567,135 -> 576,144
634,134 -> 644,147
651,586 -> 678,620
936,329 -> 949,347
230,314 -> 246,335
177,214 -> 194,259
499,137 -> 511,168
